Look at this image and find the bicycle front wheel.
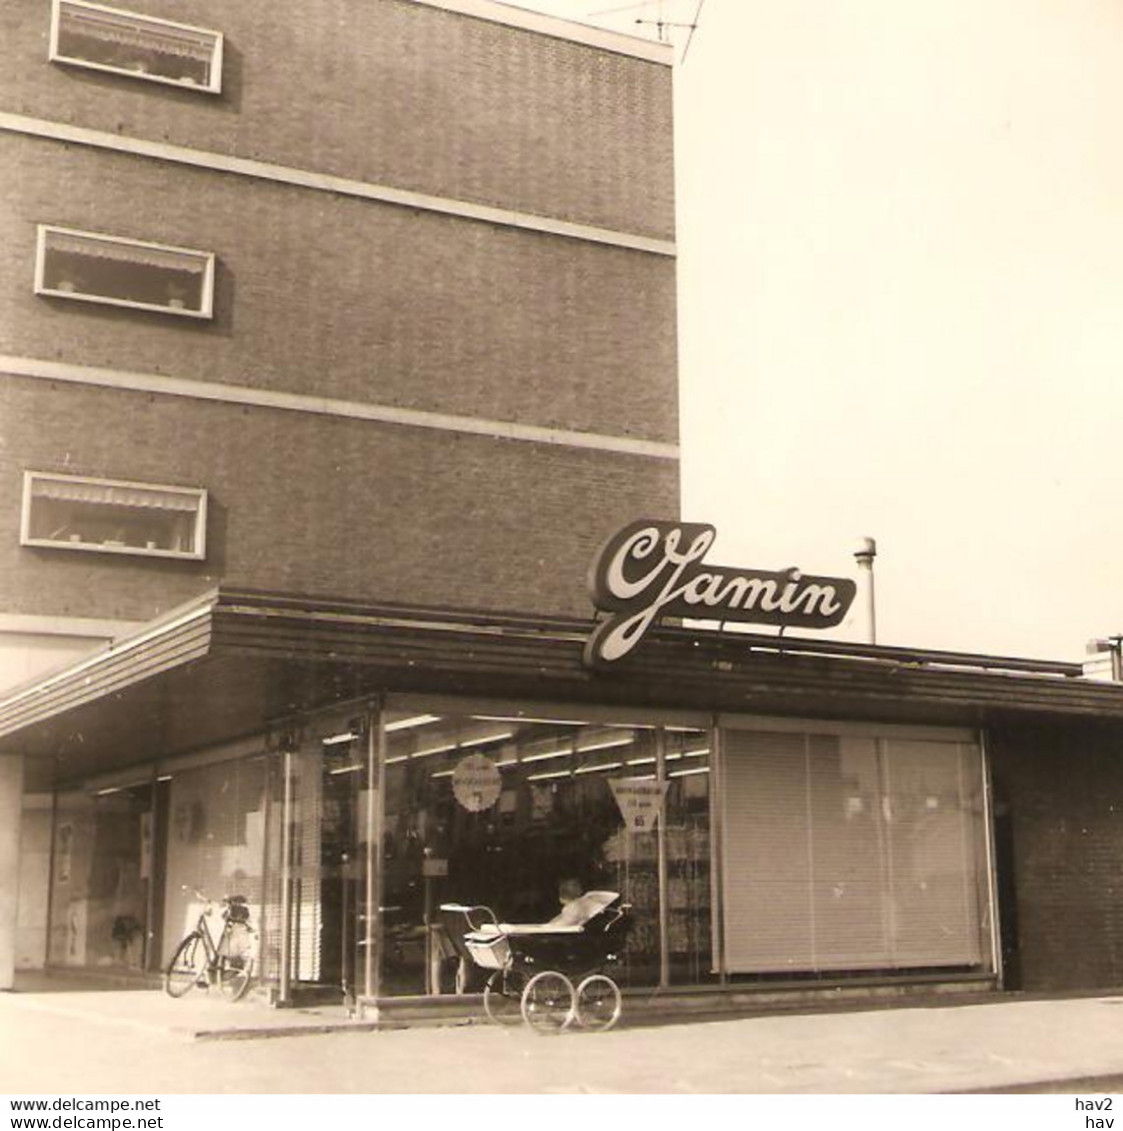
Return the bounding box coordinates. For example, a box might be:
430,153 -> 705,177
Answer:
164,933 -> 206,998
217,924 -> 255,1002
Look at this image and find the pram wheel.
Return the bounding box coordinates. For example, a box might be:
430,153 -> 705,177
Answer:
575,974 -> 622,1032
521,971 -> 575,1033
483,968 -> 528,1025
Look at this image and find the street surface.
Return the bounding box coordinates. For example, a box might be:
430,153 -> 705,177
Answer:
2,989 -> 1122,1094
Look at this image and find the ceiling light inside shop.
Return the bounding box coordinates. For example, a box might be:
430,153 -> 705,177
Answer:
526,768 -> 572,782
458,730 -> 514,749
521,746 -> 575,764
384,714 -> 442,732
626,756 -> 656,767
411,741 -> 459,759
669,766 -> 710,778
576,735 -> 634,754
322,731 -> 358,746
472,714 -> 593,727
573,761 -> 623,775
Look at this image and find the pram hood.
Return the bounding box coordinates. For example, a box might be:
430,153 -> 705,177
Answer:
457,891 -> 622,940
546,890 -> 620,929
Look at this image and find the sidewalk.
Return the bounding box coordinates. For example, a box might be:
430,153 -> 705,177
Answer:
3,986 -> 1123,1093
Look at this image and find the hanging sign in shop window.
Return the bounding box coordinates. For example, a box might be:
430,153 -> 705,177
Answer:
585,519 -> 857,666
452,753 -> 502,812
610,777 -> 669,832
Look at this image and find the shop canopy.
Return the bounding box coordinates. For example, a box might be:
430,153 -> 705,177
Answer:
1,586 -> 1119,791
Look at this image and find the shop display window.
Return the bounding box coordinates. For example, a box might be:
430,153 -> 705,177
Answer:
378,709 -> 708,997
50,0 -> 224,93
47,783 -> 155,970
719,725 -> 992,979
162,758 -> 268,968
664,729 -> 712,984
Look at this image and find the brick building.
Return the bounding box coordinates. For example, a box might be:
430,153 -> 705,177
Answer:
0,0 -> 679,688
0,0 -> 679,1000
4,0 -> 1123,1026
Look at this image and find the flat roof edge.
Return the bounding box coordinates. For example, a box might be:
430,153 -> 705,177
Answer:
0,589 -> 219,712
407,0 -> 675,64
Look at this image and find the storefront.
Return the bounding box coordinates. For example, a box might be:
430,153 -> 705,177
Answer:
5,522 -> 1122,1011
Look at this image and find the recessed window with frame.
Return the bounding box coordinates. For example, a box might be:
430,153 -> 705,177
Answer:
35,226 -> 215,319
49,0 -> 223,93
21,472 -> 208,561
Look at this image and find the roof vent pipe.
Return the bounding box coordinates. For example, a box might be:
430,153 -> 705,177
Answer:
853,537 -> 877,645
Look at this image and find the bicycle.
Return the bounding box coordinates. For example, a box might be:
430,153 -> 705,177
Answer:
164,888 -> 257,1002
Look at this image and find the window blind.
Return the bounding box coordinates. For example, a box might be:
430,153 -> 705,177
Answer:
721,728 -> 988,975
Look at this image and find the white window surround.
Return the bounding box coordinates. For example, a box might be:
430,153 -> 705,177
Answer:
35,225 -> 216,319
21,470 -> 208,561
49,0 -> 224,94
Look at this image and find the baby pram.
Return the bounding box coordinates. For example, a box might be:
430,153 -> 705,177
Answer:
439,892 -> 630,1032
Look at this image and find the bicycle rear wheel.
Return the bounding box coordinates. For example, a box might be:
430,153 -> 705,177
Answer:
216,923 -> 255,1002
164,933 -> 206,998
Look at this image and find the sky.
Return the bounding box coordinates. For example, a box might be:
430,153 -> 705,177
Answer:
517,0 -> 1123,662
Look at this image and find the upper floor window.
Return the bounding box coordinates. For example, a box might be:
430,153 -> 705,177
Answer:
35,225 -> 215,319
21,472 -> 208,560
50,0 -> 223,93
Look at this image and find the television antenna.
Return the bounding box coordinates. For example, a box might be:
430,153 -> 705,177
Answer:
587,0 -> 706,61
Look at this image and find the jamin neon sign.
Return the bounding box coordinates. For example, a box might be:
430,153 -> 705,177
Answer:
584,520 -> 857,666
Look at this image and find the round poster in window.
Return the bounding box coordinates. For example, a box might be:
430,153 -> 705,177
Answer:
452,753 -> 502,813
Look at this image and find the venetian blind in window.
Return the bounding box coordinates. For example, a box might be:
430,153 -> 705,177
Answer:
720,727 -> 989,974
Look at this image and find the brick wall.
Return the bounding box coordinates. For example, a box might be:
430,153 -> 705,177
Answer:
0,0 -> 680,631
990,721 -> 1123,992
0,0 -> 674,240
0,376 -> 680,621
0,132 -> 678,444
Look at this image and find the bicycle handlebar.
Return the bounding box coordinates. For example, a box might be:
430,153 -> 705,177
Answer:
180,886 -> 242,907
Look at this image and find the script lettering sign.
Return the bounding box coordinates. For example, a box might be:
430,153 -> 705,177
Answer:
585,519 -> 857,666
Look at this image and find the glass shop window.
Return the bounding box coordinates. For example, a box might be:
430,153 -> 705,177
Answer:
664,727 -> 712,984
50,0 -> 223,93
719,727 -> 992,979
36,226 -> 215,319
21,471 -> 207,560
379,711 -> 697,997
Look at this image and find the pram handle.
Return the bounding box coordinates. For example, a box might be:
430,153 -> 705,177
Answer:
591,902 -> 631,933
439,903 -> 500,932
